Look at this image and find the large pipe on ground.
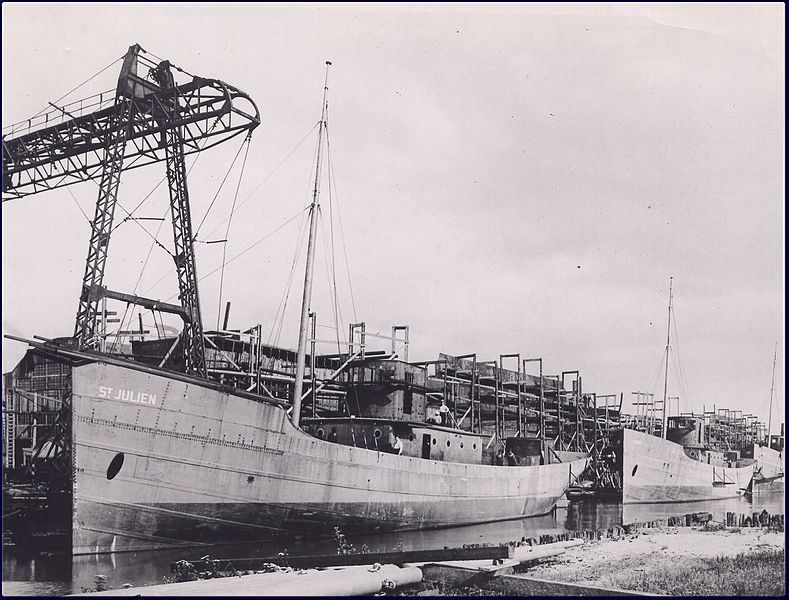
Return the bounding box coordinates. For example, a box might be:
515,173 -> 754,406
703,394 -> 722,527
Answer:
263,564 -> 422,596
512,538 -> 583,562
72,564 -> 423,597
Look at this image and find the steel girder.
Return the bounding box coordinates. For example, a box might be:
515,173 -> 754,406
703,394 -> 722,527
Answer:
2,78 -> 259,200
154,61 -> 207,377
73,99 -> 133,348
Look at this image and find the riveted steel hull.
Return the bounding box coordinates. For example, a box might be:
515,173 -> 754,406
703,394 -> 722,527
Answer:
750,444 -> 784,495
72,361 -> 587,554
621,428 -> 754,503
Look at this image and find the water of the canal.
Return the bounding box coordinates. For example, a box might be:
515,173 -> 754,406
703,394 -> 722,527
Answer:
2,493 -> 784,596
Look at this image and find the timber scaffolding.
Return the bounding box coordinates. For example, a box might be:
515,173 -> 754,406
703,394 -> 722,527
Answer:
679,409 -> 778,453
3,322 -> 627,492
413,354 -> 622,454
129,323 -> 624,455
618,400 -> 779,453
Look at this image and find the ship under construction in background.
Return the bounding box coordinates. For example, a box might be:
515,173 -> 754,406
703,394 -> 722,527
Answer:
2,44 -> 782,555
611,281 -> 784,503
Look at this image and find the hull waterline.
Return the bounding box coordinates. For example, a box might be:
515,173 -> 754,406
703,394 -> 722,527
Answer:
72,360 -> 587,554
621,428 -> 754,504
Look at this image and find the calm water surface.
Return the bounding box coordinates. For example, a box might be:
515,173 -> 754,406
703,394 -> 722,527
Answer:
2,492 -> 784,596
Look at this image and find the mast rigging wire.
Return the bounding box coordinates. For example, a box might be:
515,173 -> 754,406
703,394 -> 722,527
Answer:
202,123 -> 320,242
150,207 -> 309,302
319,214 -> 344,355
326,131 -> 358,323
669,306 -> 691,409
66,187 -> 91,224
194,135 -> 248,240
105,208 -> 309,346
112,115 -> 223,236
139,122 -> 319,299
270,210 -> 311,347
267,122 -> 326,347
192,209 -> 309,300
23,55 -> 124,124
323,122 -> 346,351
216,134 -> 252,330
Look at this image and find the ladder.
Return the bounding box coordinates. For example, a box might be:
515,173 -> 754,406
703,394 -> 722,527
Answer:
3,389 -> 15,470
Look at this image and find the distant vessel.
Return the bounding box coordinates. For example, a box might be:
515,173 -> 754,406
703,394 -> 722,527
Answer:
618,422 -> 755,503
748,347 -> 784,495
749,441 -> 784,495
615,279 -> 758,503
3,47 -> 587,554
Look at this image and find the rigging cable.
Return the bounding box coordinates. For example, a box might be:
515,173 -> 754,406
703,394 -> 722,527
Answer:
25,55 -> 124,123
133,118 -> 234,298
109,175 -> 168,236
66,187 -> 91,224
647,346 -> 667,400
271,210 -> 311,347
202,122 -> 320,241
637,337 -> 663,397
103,128 -> 220,350
141,122 -> 318,298
111,115 -> 224,235
670,303 -> 693,412
164,207 -> 309,303
268,215 -> 305,345
323,122 -> 346,352
194,135 -> 248,240
267,123 -> 325,346
326,131 -> 358,323
318,217 -> 341,348
109,213 -> 171,354
215,134 -> 252,330
48,158 -> 175,259
319,215 -> 344,355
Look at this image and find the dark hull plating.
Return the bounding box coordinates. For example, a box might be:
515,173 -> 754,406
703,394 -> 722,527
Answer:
72,361 -> 587,554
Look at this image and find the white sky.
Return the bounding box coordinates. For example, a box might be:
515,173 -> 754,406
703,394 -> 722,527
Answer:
2,3 -> 785,433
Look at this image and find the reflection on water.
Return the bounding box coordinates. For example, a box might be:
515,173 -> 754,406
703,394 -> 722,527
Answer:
3,491 -> 784,596
622,493 -> 785,524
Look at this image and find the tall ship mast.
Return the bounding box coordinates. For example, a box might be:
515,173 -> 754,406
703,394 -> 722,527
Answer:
767,341 -> 777,442
292,61 -> 331,427
660,277 -> 673,439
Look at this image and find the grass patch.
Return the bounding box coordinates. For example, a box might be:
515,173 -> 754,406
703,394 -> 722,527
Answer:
599,549 -> 785,596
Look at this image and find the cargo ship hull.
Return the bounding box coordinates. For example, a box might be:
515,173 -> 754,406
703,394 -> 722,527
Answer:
750,444 -> 784,495
620,428 -> 753,503
72,360 -> 587,554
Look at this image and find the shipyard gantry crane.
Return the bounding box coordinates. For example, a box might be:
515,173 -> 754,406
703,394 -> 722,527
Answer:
2,44 -> 260,375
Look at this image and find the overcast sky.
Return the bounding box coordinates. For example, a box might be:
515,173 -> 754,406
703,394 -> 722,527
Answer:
2,3 -> 784,432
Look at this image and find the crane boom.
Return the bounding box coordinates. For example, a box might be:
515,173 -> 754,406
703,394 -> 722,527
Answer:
3,43 -> 260,377
2,46 -> 259,200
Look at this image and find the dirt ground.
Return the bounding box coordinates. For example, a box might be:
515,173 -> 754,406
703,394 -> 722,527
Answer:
520,525 -> 785,594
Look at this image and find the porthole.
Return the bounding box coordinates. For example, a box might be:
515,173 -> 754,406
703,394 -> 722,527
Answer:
473,443 -> 477,450
432,439 -> 437,445
460,442 -> 464,448
631,465 -> 638,477
317,428 -> 325,439
107,452 -> 124,480
446,440 -> 451,447
373,429 -> 382,439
